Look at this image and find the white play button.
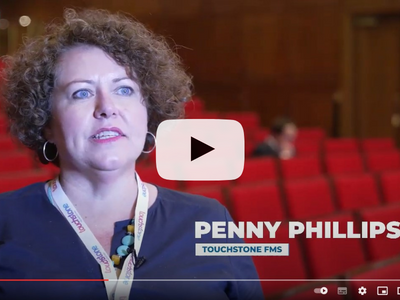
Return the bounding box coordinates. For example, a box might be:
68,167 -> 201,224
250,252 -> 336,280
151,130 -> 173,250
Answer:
156,119 -> 244,181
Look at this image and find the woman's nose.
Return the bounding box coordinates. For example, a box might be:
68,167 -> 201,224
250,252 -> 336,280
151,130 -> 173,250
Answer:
93,92 -> 117,119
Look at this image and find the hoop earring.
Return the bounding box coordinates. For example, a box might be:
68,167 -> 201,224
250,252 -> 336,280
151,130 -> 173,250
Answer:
142,132 -> 156,154
43,141 -> 58,162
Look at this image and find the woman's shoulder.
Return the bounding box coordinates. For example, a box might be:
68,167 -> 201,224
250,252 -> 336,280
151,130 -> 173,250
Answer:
0,183 -> 48,235
0,182 -> 47,209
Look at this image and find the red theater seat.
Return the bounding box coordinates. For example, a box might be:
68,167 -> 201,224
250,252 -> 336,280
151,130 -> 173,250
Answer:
304,213 -> 366,278
0,152 -> 34,172
253,127 -> 269,143
236,157 -> 277,185
349,262 -> 400,300
250,226 -> 307,297
360,138 -> 395,153
284,177 -> 335,219
185,111 -> 220,119
325,153 -> 365,176
295,139 -> 321,156
380,170 -> 400,203
297,127 -> 325,141
140,149 -> 156,165
365,150 -> 400,172
0,170 -> 53,193
224,111 -> 260,130
0,136 -> 20,151
39,163 -> 60,177
280,156 -> 322,180
359,204 -> 400,261
183,179 -> 231,190
333,174 -> 380,210
324,138 -> 359,154
136,165 -> 179,190
0,117 -> 7,135
184,97 -> 204,116
244,140 -> 257,157
229,182 -> 284,222
185,186 -> 226,206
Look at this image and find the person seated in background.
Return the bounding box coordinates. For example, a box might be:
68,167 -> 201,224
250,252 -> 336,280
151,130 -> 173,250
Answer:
0,8 -> 263,300
252,117 -> 297,159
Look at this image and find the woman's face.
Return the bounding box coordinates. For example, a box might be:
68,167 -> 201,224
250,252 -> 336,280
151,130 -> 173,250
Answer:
47,45 -> 148,172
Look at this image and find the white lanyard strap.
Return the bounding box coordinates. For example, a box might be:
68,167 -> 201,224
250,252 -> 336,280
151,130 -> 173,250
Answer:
46,173 -> 149,300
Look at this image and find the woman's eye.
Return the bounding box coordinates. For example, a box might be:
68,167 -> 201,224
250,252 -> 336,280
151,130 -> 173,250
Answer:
72,90 -> 92,99
116,86 -> 134,96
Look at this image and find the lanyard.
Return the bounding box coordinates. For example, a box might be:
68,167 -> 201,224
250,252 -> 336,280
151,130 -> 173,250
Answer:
45,173 -> 149,300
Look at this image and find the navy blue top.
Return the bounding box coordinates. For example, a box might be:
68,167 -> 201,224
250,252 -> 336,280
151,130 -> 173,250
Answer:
0,183 -> 264,300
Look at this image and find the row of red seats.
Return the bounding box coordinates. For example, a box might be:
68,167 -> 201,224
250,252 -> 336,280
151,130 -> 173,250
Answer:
296,137 -> 395,154
0,168 -> 55,193
2,147 -> 399,181
185,97 -> 320,145
0,116 -> 7,135
249,206 -> 400,298
239,154 -> 400,180
248,136 -> 396,157
246,136 -> 396,158
185,98 -> 398,158
135,153 -> 400,192
0,148 -> 59,193
2,152 -> 399,221
189,170 -> 400,219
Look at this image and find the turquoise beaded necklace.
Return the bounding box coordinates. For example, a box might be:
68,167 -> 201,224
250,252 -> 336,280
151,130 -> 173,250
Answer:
111,219 -> 135,268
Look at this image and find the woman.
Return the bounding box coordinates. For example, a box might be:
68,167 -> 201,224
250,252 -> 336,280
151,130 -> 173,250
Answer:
0,8 -> 263,300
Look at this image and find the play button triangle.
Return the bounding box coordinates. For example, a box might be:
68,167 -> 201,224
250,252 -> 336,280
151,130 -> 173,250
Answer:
191,137 -> 215,161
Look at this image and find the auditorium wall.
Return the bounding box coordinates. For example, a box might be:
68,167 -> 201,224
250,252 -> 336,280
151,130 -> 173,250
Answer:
0,0 -> 343,136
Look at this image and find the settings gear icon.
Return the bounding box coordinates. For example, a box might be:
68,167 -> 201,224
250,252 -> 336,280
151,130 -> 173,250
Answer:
358,286 -> 367,295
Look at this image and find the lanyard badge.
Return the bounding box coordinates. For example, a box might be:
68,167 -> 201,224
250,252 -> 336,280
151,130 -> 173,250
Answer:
46,173 -> 149,300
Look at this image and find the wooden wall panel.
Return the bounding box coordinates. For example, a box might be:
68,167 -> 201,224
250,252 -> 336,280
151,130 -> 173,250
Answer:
2,0 -> 343,135
147,0 -> 201,17
242,83 -> 291,127
172,16 -> 244,84
289,90 -> 334,132
200,0 -> 242,16
280,8 -> 340,79
345,0 -> 400,13
242,0 -> 282,13
242,14 -> 283,81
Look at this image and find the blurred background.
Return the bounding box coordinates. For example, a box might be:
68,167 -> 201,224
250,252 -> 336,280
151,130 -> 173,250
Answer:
2,0 -> 400,141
